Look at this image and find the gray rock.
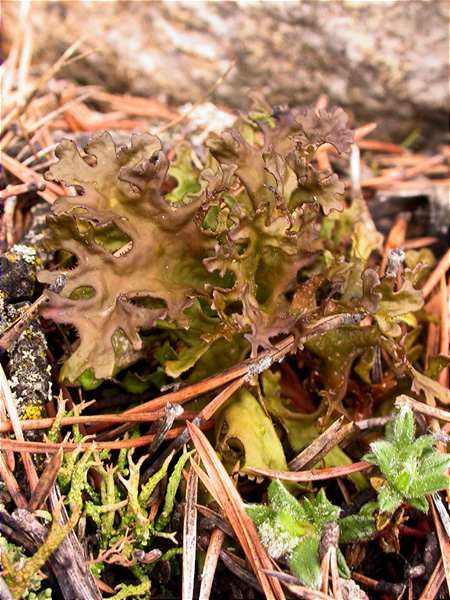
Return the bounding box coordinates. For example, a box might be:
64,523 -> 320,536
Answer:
4,0 -> 448,146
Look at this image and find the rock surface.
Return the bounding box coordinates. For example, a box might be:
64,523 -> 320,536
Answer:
3,0 -> 448,146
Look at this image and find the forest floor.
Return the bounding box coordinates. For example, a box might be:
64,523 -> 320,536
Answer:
0,17 -> 449,600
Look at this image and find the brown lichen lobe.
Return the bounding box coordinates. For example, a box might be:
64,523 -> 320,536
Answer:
39,132 -> 212,382
38,104 -> 354,385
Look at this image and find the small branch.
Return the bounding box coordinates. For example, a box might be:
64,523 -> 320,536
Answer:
394,396 -> 450,423
288,417 -> 344,471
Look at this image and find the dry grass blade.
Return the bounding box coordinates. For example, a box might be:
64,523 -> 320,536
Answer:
199,528 -> 226,600
1,38 -> 86,132
418,559 -> 445,600
422,250 -> 450,299
246,461 -> 372,482
261,571 -> 333,600
1,422 -> 214,454
329,547 -> 342,600
0,411 -> 182,434
0,451 -> 27,508
187,421 -> 286,600
430,497 -> 450,594
438,277 -> 449,388
0,363 -> 38,490
183,459 -> 199,600
0,151 -> 61,203
28,447 -> 63,512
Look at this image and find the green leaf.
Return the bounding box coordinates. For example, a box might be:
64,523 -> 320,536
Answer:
393,470 -> 412,495
337,548 -> 351,579
392,405 -> 415,448
246,504 -> 275,527
268,481 -> 306,521
378,484 -> 403,513
339,513 -> 377,543
363,440 -> 397,481
164,340 -> 211,378
289,536 -> 322,590
216,388 -> 288,475
409,455 -> 450,497
372,272 -> 424,338
302,488 -> 340,531
409,434 -> 437,457
407,496 -> 429,513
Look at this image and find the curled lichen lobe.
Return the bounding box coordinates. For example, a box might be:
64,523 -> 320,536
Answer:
38,102 -> 355,384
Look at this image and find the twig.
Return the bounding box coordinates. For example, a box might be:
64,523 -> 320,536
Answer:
0,292 -> 51,352
261,572 -> 333,600
0,151 -> 61,203
197,504 -> 235,539
218,548 -> 262,593
352,573 -> 405,597
394,396 -> 450,422
288,417 -> 345,471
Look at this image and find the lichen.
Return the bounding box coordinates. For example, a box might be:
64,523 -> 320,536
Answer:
38,100 -> 358,385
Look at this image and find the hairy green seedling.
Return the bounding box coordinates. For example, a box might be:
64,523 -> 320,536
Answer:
247,481 -> 352,589
363,402 -> 450,513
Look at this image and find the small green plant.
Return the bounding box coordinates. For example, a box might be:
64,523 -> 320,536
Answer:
246,480 -> 351,589
363,402 -> 450,513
